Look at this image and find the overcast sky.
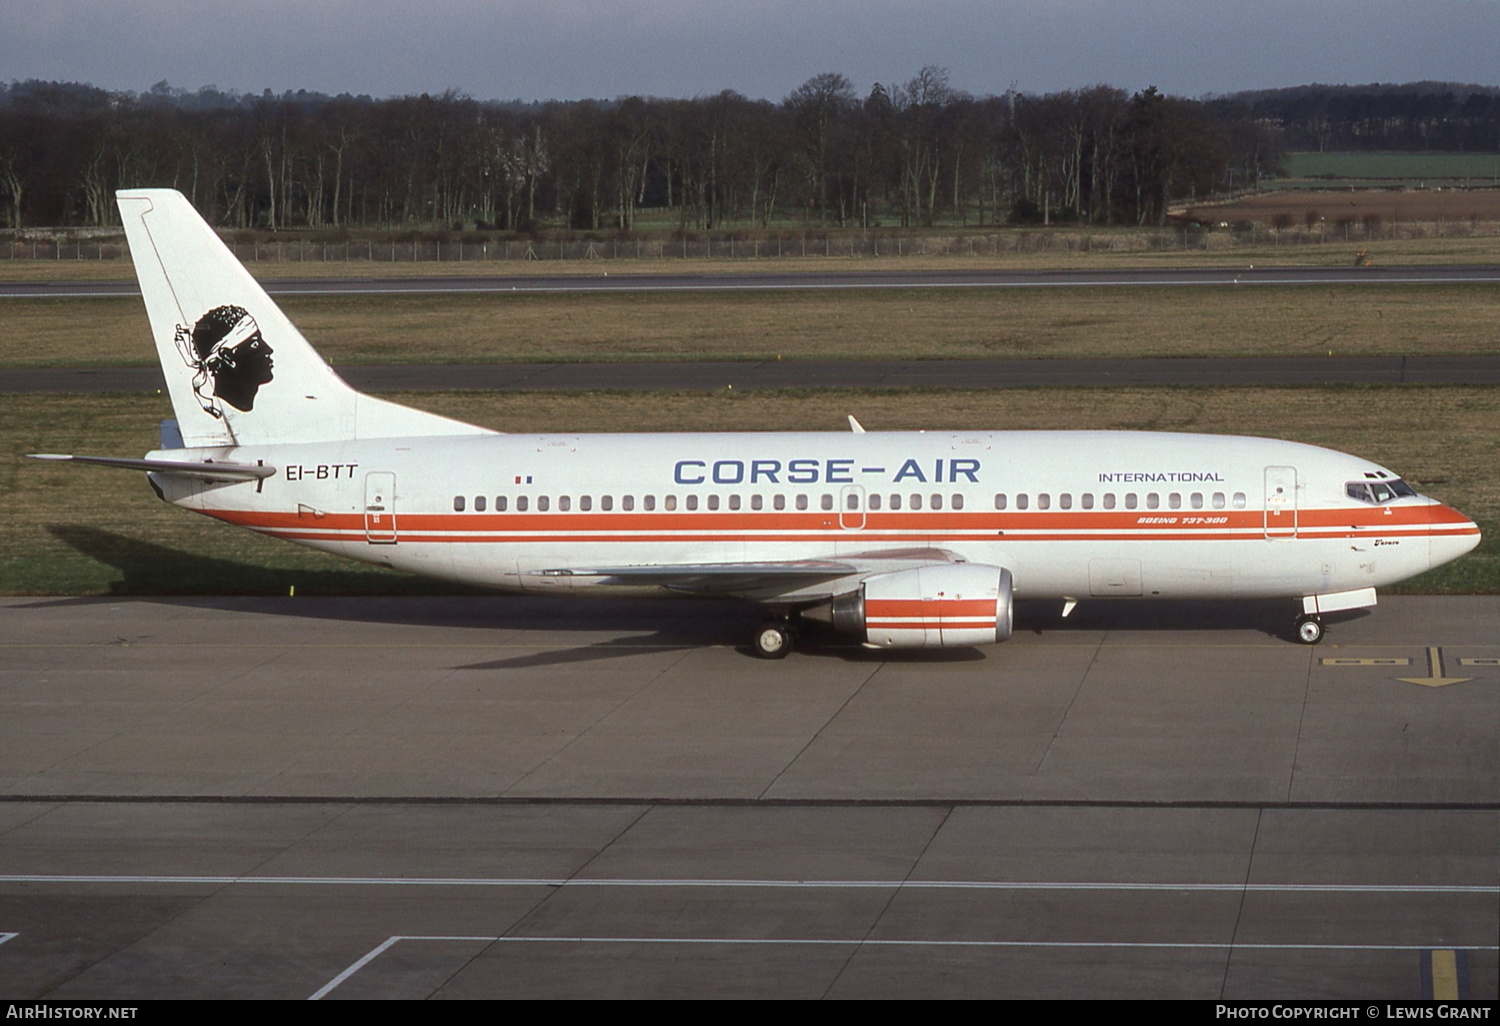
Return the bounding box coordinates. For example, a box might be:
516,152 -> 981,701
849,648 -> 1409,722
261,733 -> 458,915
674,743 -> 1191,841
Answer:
4,0 -> 1498,102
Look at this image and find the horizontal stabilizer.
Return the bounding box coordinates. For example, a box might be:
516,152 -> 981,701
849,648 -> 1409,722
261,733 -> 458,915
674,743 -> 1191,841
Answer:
28,453 -> 276,480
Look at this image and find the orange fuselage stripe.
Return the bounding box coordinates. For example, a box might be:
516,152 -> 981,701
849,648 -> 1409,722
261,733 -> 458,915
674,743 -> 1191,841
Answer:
208,505 -> 1477,540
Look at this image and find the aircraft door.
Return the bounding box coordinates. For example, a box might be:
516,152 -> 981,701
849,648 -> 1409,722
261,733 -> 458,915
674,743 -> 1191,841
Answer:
839,485 -> 866,530
364,471 -> 398,544
1263,466 -> 1297,539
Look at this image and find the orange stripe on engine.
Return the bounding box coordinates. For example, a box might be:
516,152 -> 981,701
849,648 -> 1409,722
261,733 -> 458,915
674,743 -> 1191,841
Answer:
868,620 -> 997,630
865,598 -> 997,616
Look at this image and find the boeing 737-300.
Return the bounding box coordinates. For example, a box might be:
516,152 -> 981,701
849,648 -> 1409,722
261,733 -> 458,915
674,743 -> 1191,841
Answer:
30,190 -> 1482,657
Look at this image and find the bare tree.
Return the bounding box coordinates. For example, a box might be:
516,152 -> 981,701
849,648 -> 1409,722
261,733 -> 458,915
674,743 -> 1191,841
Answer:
785,72 -> 856,224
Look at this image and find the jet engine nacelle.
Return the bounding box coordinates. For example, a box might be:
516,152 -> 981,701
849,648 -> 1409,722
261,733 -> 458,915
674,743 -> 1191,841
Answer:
814,563 -> 1014,648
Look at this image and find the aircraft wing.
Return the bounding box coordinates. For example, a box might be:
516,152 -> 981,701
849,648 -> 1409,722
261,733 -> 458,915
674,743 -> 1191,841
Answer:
534,548 -> 967,600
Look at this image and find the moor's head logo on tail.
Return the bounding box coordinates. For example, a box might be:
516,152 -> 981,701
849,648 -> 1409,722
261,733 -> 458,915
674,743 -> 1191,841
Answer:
172,304 -> 276,418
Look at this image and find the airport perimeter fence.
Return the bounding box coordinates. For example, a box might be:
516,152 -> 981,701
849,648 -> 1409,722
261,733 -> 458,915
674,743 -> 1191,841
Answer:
4,219 -> 1499,263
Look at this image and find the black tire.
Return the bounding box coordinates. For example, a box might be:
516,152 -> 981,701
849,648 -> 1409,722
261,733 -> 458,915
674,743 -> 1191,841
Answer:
1295,615 -> 1324,645
752,622 -> 793,659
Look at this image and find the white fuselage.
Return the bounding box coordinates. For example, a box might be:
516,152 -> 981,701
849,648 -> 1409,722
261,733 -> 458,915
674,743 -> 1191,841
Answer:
149,429 -> 1480,606
99,188 -> 1482,653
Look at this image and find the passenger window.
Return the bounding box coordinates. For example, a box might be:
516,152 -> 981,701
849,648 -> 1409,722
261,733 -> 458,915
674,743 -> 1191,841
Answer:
890,494 -> 902,511
558,495 -> 570,512
729,495 -> 741,511
600,495 -> 612,511
1125,493 -> 1138,509
665,495 -> 677,511
496,496 -> 508,512
795,494 -> 807,511
773,494 -> 785,510
578,495 -> 589,511
1146,493 -> 1159,510
1232,492 -> 1247,509
868,494 -> 881,511
1037,493 -> 1050,510
708,495 -> 719,511
994,493 -> 1007,510
751,495 -> 763,510
910,494 -> 923,510
1212,492 -> 1225,509
951,494 -> 964,510
1059,494 -> 1071,510
1190,493 -> 1203,509
537,496 -> 549,512
1168,493 -> 1181,509
1016,494 -> 1028,510
931,493 -> 943,510
821,494 -> 833,511
474,496 -> 486,512
1081,493 -> 1094,510
1103,493 -> 1116,509
517,496 -> 529,512
453,495 -> 465,512
643,495 -> 655,511
622,495 -> 634,511
686,495 -> 698,511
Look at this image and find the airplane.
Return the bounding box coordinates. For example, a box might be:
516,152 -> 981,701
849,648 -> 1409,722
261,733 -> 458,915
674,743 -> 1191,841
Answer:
31,189 -> 1482,658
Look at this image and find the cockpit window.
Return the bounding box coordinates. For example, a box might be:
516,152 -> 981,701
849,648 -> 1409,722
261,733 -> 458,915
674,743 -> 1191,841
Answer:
1346,478 -> 1417,504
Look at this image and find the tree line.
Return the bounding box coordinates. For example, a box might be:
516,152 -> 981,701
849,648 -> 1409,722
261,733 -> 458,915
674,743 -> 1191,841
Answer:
3,74 -> 1485,233
1232,82 -> 1500,153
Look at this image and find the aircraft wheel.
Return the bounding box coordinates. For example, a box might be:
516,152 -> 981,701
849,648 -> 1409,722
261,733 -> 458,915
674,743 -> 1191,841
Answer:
1295,615 -> 1324,645
752,621 -> 793,659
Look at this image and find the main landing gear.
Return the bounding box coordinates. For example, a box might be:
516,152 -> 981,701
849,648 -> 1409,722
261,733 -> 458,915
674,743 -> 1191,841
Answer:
752,619 -> 794,659
1294,614 -> 1324,645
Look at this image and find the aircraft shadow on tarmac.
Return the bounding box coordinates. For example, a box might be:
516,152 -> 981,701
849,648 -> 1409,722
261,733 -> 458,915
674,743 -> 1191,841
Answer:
36,525 -> 1365,665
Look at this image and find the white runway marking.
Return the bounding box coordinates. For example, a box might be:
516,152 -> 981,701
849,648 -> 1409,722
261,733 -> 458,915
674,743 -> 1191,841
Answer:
307,935 -> 495,1000
310,934 -> 1500,999
2,874 -> 1494,893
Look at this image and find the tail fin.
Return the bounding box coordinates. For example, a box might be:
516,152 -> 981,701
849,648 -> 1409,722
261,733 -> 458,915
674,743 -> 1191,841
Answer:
116,189 -> 492,448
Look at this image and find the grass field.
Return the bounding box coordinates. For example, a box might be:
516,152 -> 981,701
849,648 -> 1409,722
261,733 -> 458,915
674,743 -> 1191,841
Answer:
1205,188 -> 1500,225
4,283 -> 1498,367
5,386 -> 1494,597
1283,152 -> 1500,184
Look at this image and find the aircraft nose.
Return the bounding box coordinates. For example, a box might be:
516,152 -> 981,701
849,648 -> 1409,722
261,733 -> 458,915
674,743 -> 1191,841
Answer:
1428,504 -> 1481,570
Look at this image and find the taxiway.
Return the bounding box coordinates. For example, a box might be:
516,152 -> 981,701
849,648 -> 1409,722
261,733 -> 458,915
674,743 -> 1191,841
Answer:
0,595 -> 1494,999
6,264 -> 1500,299
6,354 -> 1500,396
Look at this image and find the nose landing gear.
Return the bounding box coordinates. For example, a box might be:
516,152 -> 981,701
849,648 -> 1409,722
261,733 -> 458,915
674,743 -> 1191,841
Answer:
1295,614 -> 1324,645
